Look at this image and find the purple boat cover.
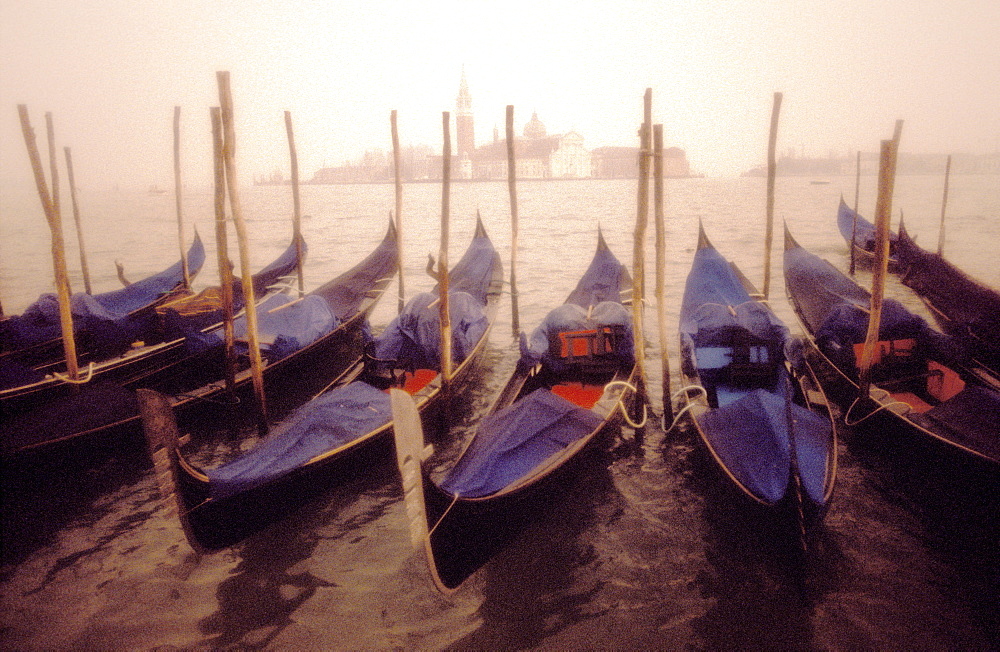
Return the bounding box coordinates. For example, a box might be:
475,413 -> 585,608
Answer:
207,381 -> 391,499
697,388 -> 831,504
372,291 -> 488,370
439,388 -> 604,498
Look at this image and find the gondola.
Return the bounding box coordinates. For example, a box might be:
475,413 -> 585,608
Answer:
391,230 -> 638,592
0,236 -> 305,451
895,221 -> 1000,380
837,197 -> 901,272
0,232 -> 207,367
138,216 -> 501,551
2,226 -> 376,457
678,222 -> 836,527
783,223 -> 1000,466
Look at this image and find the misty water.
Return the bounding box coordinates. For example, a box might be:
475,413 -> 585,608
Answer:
2,175 -> 998,649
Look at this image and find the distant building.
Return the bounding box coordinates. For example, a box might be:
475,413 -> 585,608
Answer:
591,146 -> 691,178
742,151 -> 1000,177
308,74 -> 692,183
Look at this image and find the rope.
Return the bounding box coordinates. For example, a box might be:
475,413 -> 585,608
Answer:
51,362 -> 95,384
843,387 -> 912,426
662,384 -> 708,432
427,491 -> 460,539
603,379 -> 648,429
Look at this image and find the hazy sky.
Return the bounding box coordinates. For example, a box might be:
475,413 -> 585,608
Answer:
2,0 -> 999,191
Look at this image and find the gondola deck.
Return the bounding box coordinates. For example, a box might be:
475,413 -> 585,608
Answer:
392,230 -> 639,592
678,222 -> 837,521
140,216 -> 502,551
783,222 -> 1000,466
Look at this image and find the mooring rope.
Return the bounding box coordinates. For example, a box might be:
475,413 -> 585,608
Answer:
603,379 -> 648,429
844,386 -> 912,426
662,384 -> 708,432
51,362 -> 96,384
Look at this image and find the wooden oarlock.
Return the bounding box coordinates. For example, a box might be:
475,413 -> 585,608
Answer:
217,71 -> 267,435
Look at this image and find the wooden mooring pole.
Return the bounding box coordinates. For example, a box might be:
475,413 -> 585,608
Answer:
859,123 -> 903,396
439,111 -> 453,392
652,123 -> 673,425
174,106 -> 190,289
210,107 -> 237,397
19,106 -> 78,382
284,110 -> 306,297
762,91 -> 782,300
506,104 -> 520,338
391,110 -> 405,314
217,71 -> 267,434
64,146 -> 92,295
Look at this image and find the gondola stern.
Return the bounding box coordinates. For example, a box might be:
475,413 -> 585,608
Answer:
135,388 -> 209,555
474,211 -> 488,239
389,389 -> 433,549
783,220 -> 801,251
696,218 -> 714,251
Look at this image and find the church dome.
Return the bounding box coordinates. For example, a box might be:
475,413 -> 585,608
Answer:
524,111 -> 546,139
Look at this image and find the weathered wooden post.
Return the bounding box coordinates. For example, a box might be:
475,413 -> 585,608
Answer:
762,92 -> 782,300
631,89 -> 652,428
439,111 -> 453,391
858,123 -> 903,397
391,109 -> 405,313
217,71 -> 267,434
64,146 -> 92,294
652,123 -> 673,425
937,154 -> 952,256
850,150 -> 861,275
19,106 -> 78,382
284,110 -> 306,297
210,107 -> 237,397
174,106 -> 190,289
506,104 -> 520,338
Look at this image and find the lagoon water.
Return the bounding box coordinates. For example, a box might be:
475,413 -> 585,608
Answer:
2,174 -> 998,649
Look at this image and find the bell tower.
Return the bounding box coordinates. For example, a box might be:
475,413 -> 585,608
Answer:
456,69 -> 475,157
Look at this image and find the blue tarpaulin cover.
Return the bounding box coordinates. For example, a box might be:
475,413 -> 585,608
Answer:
681,235 -> 832,506
519,301 -> 633,374
697,388 -> 832,504
207,381 -> 391,499
190,293 -> 338,361
439,388 -> 604,497
679,243 -> 789,381
783,244 -> 961,377
837,197 -> 897,251
0,233 -> 206,353
202,224 -> 496,500
438,234 -> 630,499
372,291 -> 488,370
